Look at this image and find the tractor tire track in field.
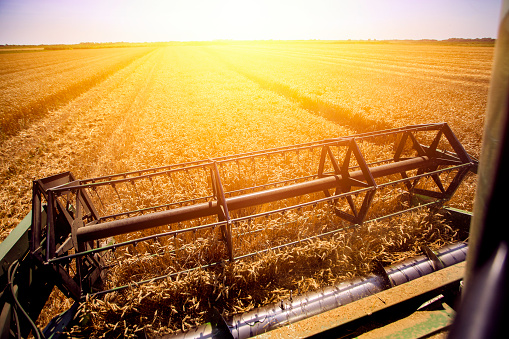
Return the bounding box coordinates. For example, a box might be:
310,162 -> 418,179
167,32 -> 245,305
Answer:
0,48 -> 156,142
205,48 -> 393,134
84,48 -> 163,176
0,48 -> 163,240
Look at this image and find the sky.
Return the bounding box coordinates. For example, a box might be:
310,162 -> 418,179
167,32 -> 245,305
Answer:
0,0 -> 503,45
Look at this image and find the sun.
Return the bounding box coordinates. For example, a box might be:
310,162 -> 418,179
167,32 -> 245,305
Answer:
130,0 -> 295,41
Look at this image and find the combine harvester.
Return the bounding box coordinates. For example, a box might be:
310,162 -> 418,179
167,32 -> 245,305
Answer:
1,4 -> 508,339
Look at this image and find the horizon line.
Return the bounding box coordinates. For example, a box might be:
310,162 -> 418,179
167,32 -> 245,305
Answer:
0,37 -> 497,47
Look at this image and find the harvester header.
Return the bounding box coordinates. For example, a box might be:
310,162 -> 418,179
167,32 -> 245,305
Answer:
30,123 -> 474,299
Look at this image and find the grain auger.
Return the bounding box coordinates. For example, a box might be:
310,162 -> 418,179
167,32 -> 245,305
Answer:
1,122 -> 477,337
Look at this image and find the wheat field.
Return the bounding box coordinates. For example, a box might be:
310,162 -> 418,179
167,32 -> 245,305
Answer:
0,41 -> 493,336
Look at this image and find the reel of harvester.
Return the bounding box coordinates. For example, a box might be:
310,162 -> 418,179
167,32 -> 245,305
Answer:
1,123 -> 476,337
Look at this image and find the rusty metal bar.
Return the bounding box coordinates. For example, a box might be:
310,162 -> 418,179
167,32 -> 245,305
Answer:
46,191 -> 55,262
211,161 -> 234,261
